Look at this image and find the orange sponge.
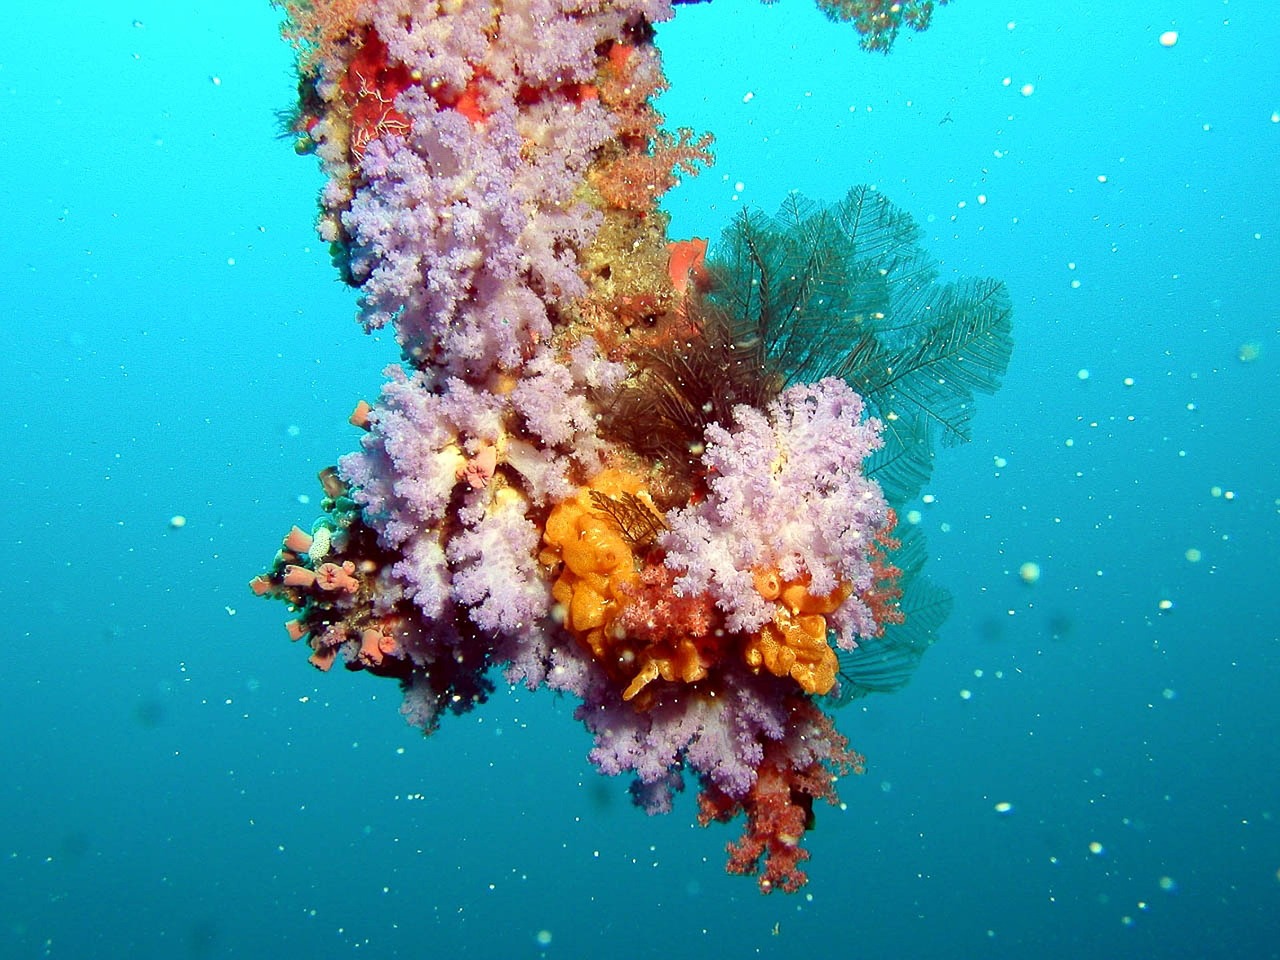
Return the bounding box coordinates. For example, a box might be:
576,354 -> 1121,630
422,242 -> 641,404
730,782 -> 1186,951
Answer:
744,572 -> 851,695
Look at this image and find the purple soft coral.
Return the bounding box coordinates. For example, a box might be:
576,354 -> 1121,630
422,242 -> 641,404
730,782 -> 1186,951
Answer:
662,378 -> 892,645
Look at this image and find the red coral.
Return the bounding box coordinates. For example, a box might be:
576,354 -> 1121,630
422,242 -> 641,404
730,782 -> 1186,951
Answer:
341,29 -> 415,158
615,562 -> 716,644
612,562 -> 728,699
699,751 -> 822,893
699,701 -> 864,892
863,508 -> 905,632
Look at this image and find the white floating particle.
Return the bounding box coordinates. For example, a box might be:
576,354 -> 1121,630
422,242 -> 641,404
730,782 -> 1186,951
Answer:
994,801 -> 1014,815
1077,368 -> 1090,380
1019,561 -> 1041,584
170,514 -> 187,529
742,91 -> 755,103
1159,30 -> 1179,48
1020,83 -> 1035,97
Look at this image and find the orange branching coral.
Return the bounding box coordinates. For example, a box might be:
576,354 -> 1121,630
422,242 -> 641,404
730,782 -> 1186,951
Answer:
594,43 -> 665,144
593,128 -> 716,213
277,0 -> 372,71
815,0 -> 949,53
745,571 -> 852,695
589,41 -> 713,214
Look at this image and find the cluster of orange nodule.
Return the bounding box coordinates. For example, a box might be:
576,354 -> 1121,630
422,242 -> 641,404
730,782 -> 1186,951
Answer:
539,469 -> 649,696
540,471 -> 853,701
746,571 -> 852,696
539,469 -> 724,701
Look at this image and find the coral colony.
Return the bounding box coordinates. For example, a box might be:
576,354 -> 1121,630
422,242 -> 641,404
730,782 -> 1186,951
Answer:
252,0 -> 1011,893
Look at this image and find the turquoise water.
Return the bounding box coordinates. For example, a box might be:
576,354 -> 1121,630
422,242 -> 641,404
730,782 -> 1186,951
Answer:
4,1 -> 1278,956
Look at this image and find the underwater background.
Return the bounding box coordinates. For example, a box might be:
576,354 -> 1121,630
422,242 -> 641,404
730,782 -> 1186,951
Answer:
3,0 -> 1278,956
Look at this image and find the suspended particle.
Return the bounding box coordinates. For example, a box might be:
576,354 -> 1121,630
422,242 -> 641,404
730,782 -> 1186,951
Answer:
1159,31 -> 1179,48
